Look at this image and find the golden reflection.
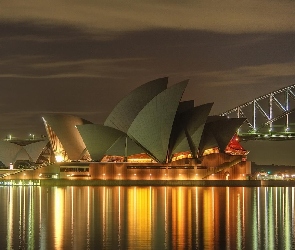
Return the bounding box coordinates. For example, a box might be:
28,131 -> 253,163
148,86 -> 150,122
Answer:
171,188 -> 176,249
242,187 -> 245,246
27,186 -> 35,250
292,188 -> 295,243
257,187 -> 261,247
268,188 -> 275,249
171,187 -> 192,249
4,186 -> 295,249
275,187 -> 279,248
226,187 -> 230,247
71,187 -> 74,247
39,187 -> 46,250
275,187 -> 278,247
87,186 -> 90,249
236,194 -> 242,250
103,186 -> 106,249
164,187 -> 168,249
127,187 -> 152,250
195,187 -> 199,249
264,188 -> 268,249
20,187 -> 25,246
118,186 -> 121,248
149,186 -> 152,241
284,187 -> 291,249
7,187 -> 13,249
252,188 -> 259,249
177,187 -> 185,244
203,187 -> 214,249
54,187 -> 64,249
187,188 -> 192,249
105,187 -> 114,248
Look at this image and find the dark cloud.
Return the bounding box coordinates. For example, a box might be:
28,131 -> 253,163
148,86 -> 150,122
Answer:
1,21 -> 294,89
1,1 -> 295,33
1,21 -> 294,81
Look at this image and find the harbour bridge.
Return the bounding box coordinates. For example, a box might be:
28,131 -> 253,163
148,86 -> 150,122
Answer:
220,84 -> 295,141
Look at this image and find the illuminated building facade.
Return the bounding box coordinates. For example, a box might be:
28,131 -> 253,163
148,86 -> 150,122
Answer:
39,78 -> 250,180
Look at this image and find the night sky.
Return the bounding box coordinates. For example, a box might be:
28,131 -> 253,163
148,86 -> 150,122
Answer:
1,1 -> 295,165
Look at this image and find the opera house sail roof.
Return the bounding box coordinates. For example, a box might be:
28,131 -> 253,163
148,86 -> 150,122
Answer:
76,124 -> 125,162
0,139 -> 49,167
40,78 -> 246,164
169,102 -> 214,160
42,114 -> 92,162
127,80 -> 188,163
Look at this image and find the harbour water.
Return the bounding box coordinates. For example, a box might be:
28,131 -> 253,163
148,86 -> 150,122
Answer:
0,186 -> 294,249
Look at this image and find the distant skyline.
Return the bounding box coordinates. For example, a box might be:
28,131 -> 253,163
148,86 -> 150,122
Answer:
0,0 -> 294,164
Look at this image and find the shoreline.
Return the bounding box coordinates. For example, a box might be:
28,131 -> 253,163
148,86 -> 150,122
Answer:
1,179 -> 295,187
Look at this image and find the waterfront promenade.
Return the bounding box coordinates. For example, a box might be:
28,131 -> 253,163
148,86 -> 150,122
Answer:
1,179 -> 295,187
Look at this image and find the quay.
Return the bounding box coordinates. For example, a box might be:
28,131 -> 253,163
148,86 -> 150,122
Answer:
1,179 -> 295,187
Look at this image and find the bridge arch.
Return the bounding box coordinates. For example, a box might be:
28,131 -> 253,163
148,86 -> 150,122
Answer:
220,84 -> 295,140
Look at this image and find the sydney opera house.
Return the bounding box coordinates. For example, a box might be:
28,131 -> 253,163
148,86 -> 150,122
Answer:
0,78 -> 250,181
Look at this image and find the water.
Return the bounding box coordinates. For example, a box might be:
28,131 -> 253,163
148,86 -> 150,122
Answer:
0,186 -> 294,249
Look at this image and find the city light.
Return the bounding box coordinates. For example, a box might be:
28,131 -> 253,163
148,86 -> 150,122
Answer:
55,155 -> 64,162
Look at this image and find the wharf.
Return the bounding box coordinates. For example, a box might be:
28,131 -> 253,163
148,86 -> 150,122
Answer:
1,179 -> 295,187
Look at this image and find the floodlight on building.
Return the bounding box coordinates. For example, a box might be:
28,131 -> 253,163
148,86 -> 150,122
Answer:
55,155 -> 64,163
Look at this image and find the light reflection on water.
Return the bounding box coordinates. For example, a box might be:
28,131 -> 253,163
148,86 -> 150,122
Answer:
0,186 -> 295,249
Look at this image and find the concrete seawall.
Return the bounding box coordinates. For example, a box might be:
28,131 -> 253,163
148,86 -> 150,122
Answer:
9,179 -> 295,187
2,179 -> 295,187
39,179 -> 261,187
